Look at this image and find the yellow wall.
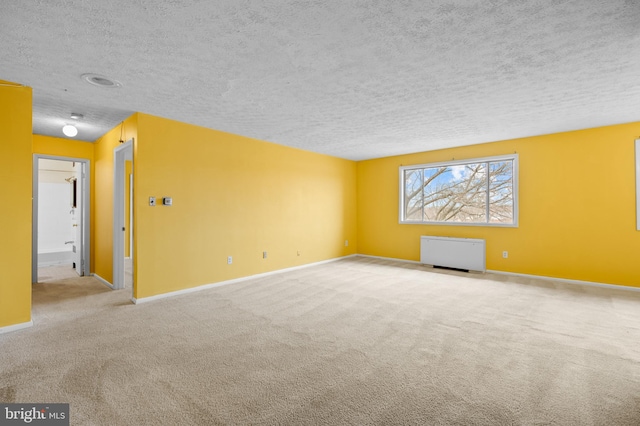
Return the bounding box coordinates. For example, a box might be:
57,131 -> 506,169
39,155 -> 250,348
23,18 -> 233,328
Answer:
93,115 -> 138,282
134,113 -> 357,299
33,135 -> 94,159
357,122 -> 640,287
0,81 -> 32,328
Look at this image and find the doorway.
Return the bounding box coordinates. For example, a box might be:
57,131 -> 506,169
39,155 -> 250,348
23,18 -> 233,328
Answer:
32,155 -> 90,283
113,140 -> 133,291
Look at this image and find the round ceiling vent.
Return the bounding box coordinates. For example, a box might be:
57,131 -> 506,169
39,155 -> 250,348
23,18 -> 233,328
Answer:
81,73 -> 122,88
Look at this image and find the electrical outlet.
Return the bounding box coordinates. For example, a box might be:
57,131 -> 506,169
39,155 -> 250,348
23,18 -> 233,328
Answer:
263,251 -> 267,259
503,251 -> 508,259
227,256 -> 233,265
149,196 -> 156,206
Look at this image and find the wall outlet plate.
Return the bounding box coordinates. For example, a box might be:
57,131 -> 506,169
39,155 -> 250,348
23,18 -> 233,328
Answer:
149,196 -> 156,206
163,197 -> 172,206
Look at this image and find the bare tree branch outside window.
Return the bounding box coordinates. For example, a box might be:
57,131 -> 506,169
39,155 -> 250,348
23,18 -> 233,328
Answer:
401,156 -> 516,225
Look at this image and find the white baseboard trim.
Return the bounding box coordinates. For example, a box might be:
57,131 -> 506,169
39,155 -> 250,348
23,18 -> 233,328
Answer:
0,320 -> 33,335
92,273 -> 114,290
357,254 -> 640,293
132,255 -> 357,304
356,254 -> 421,264
486,269 -> 640,293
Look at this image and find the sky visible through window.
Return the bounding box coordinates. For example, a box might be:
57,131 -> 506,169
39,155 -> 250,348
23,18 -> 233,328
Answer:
402,157 -> 514,225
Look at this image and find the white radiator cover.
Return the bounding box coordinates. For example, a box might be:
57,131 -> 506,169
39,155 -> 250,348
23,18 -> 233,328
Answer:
420,236 -> 486,272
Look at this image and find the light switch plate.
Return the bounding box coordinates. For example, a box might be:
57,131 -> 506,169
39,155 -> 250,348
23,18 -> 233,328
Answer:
149,196 -> 156,206
163,197 -> 172,206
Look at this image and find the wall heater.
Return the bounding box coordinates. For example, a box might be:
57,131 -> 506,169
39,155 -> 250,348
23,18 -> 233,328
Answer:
420,236 -> 486,272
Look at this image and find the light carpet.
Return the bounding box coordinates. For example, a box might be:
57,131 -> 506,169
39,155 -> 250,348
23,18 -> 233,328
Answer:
1,257 -> 640,425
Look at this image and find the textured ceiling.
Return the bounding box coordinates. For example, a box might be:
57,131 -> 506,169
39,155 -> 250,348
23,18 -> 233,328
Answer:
1,0 -> 639,160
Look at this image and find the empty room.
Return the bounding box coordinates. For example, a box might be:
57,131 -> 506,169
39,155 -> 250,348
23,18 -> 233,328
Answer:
1,1 -> 640,425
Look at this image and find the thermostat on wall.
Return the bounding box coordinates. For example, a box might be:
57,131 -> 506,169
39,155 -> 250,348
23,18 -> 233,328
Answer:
162,197 -> 172,206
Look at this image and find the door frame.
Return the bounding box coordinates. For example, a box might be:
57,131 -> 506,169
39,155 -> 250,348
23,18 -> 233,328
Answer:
32,155 -> 91,283
113,139 -> 133,290
129,173 -> 134,258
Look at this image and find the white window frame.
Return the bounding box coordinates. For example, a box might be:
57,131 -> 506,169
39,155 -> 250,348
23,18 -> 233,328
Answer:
399,154 -> 519,227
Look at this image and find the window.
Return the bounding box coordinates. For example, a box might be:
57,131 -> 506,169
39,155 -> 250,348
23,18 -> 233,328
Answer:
399,154 -> 518,226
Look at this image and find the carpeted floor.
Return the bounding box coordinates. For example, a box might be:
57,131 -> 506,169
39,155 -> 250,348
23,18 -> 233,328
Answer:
2,257 -> 640,425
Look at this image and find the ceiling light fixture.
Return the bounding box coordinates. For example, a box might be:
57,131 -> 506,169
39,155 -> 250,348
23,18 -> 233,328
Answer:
62,124 -> 78,137
81,73 -> 122,88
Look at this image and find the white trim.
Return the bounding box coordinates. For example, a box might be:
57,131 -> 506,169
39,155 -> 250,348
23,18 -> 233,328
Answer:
400,154 -> 518,171
399,220 -> 518,228
357,254 -> 640,293
399,153 -> 518,227
129,173 -> 134,257
132,255 -> 357,304
92,273 -> 115,290
356,254 -> 421,265
486,269 -> 640,293
0,320 -> 33,335
635,138 -> 640,231
357,254 -> 484,275
113,139 -> 133,290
